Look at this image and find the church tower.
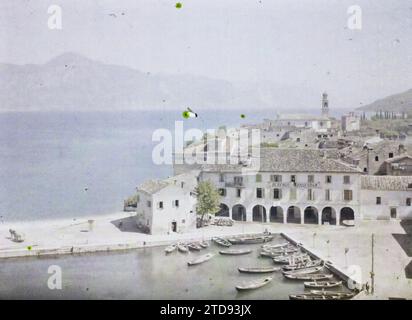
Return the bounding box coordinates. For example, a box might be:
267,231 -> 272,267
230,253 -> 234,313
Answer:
321,92 -> 329,117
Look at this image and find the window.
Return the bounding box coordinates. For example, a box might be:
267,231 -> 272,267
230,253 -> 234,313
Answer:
326,175 -> 332,183
363,168 -> 367,173
219,174 -> 225,182
158,201 -> 163,209
147,201 -> 151,208
291,175 -> 296,183
218,188 -> 226,196
390,208 -> 397,219
407,198 -> 411,206
408,183 -> 412,189
172,200 -> 179,207
296,138 -> 300,142
256,188 -> 264,198
236,188 -> 241,198
234,176 -> 243,185
376,197 -> 381,205
181,182 -> 185,188
290,188 -> 297,200
308,175 -> 314,183
325,189 -> 331,201
343,176 -> 350,184
181,219 -> 185,224
375,156 -> 379,161
273,188 -> 282,199
256,174 -> 262,182
307,189 -> 314,201
270,175 -> 282,182
389,152 -> 394,158
343,190 -> 353,201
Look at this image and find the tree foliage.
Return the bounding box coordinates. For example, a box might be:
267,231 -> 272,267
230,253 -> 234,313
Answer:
195,180 -> 221,225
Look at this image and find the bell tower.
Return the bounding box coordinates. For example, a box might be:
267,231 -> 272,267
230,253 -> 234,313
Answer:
321,92 -> 329,117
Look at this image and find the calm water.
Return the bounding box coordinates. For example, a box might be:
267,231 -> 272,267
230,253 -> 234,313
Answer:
0,235 -> 341,299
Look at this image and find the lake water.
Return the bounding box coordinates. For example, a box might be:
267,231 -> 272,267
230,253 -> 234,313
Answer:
0,235 -> 342,299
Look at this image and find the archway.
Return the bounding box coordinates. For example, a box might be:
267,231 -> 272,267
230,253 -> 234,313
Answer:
340,207 -> 355,225
304,206 -> 319,224
321,207 -> 337,225
252,205 -> 267,222
270,206 -> 283,223
216,203 -> 229,217
232,204 -> 246,221
287,206 -> 301,224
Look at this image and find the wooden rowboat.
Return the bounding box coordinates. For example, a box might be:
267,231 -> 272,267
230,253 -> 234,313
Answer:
310,290 -> 355,299
284,273 -> 334,281
187,243 -> 202,251
261,242 -> 290,249
282,259 -> 323,271
219,249 -> 252,255
177,243 -> 189,253
235,276 -> 273,291
199,241 -> 209,248
164,244 -> 177,254
212,237 -> 232,247
304,280 -> 342,289
273,254 -> 309,264
289,293 -> 341,300
238,266 -> 280,274
229,235 -> 273,245
282,265 -> 324,276
187,253 -> 215,266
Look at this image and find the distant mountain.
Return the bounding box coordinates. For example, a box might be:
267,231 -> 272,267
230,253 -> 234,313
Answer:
0,52 -> 318,112
357,89 -> 412,113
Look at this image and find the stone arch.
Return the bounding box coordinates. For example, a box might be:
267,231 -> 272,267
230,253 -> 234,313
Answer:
270,206 -> 283,223
216,203 -> 230,217
321,207 -> 337,225
232,204 -> 246,221
252,205 -> 267,222
304,206 -> 319,224
340,207 -> 355,225
287,206 -> 301,224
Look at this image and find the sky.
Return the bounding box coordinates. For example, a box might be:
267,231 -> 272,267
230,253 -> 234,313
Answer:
0,0 -> 411,109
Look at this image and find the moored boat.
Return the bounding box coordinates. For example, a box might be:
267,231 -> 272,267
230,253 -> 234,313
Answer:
219,249 -> 252,255
284,273 -> 334,281
187,243 -> 202,251
282,259 -> 323,271
310,290 -> 355,297
238,266 -> 280,274
164,244 -> 177,254
261,242 -> 290,250
212,237 -> 232,247
342,220 -> 355,227
228,235 -> 273,245
187,253 -> 215,266
235,276 -> 273,291
282,265 -> 324,276
303,280 -> 342,289
199,241 -> 209,248
289,293 -> 341,300
272,254 -> 309,264
177,243 -> 189,253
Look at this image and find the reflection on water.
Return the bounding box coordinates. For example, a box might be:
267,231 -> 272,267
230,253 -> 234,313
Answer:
0,235 -> 343,299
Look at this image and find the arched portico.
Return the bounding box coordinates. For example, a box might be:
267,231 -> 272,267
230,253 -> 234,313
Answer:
321,207 -> 337,225
270,206 -> 283,223
304,206 -> 319,224
252,205 -> 267,222
232,204 -> 246,221
287,206 -> 301,224
340,207 -> 355,225
216,203 -> 229,217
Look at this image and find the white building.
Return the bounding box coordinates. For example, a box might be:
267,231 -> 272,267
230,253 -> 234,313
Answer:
135,171 -> 199,235
341,112 -> 361,132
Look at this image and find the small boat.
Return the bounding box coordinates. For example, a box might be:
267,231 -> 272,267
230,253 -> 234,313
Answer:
187,243 -> 202,251
304,280 -> 342,289
229,235 -> 273,245
310,290 -> 356,299
261,242 -> 290,250
219,249 -> 252,255
282,265 -> 324,276
199,241 -> 209,248
238,266 -> 280,274
212,237 -> 232,247
177,243 -> 189,253
235,276 -> 273,291
282,259 -> 323,271
187,253 -> 215,266
164,244 -> 177,254
273,254 -> 309,264
289,293 -> 341,300
284,273 -> 334,281
342,220 -> 355,227
264,247 -> 299,255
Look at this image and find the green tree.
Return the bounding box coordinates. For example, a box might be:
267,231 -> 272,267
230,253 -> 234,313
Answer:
195,180 -> 221,227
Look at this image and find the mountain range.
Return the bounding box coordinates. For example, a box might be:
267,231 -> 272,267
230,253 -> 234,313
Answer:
357,88 -> 412,113
0,52 -> 319,113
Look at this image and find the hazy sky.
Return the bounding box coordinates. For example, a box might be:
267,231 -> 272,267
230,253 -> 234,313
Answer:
1,0 -> 411,109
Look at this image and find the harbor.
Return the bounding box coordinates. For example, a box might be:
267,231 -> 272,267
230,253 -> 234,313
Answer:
0,212 -> 410,299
